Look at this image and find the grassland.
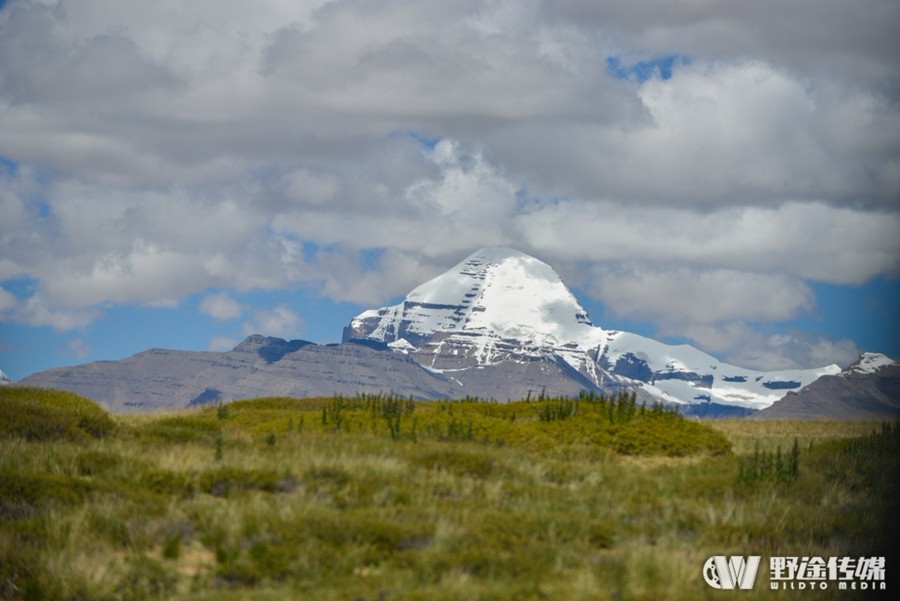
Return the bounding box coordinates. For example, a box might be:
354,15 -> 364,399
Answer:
0,387 -> 896,600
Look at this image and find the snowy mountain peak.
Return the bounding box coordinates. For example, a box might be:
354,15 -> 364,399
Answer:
344,247 -> 841,411
0,369 -> 11,385
845,352 -> 896,375
346,247 -> 599,351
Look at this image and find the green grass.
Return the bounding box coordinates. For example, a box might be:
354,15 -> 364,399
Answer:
0,387 -> 896,600
0,386 -> 116,441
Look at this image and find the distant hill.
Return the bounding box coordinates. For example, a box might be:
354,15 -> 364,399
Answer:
20,336 -> 462,412
751,353 -> 900,420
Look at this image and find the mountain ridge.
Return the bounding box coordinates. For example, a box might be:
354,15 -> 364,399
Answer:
17,247 -> 893,416
752,352 -> 900,419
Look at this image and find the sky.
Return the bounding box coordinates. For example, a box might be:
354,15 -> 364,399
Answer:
1,0 -> 899,381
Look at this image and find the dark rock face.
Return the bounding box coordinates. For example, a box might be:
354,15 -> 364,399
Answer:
653,371 -> 714,389
752,364 -> 900,420
722,375 -> 747,383
761,380 -> 801,390
612,353 -> 653,382
236,335 -> 313,363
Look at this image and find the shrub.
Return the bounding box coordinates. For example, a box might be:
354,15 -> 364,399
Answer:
0,387 -> 115,441
738,439 -> 800,482
199,467 -> 294,497
76,449 -> 124,476
535,398 -> 579,422
143,415 -> 221,444
123,556 -> 178,599
0,471 -> 91,512
141,469 -> 196,498
411,449 -> 495,478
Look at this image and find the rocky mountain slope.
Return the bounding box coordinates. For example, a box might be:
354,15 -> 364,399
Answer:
20,247 -> 867,415
751,352 -> 900,419
20,336 -> 462,412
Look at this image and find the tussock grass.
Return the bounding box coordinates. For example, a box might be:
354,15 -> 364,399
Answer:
0,388 -> 896,600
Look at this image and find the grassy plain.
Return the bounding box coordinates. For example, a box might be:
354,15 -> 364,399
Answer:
0,387 -> 896,600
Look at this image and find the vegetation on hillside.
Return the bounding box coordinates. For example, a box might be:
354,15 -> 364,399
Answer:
0,387 -> 895,600
0,386 -> 116,441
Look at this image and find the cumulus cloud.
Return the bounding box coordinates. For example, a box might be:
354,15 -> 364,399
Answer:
698,325 -> 863,372
0,288 -> 15,313
243,305 -> 304,339
586,265 -> 814,325
564,263 -> 863,370
0,0 -> 898,369
9,294 -> 101,331
522,200 -> 900,285
199,292 -> 244,322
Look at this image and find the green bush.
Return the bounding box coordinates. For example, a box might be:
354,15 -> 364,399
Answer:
0,387 -> 115,441
76,449 -> 124,476
614,414 -> 732,456
199,467 -> 294,497
411,449 -> 495,478
141,469 -> 196,498
123,556 -> 178,600
0,470 -> 91,511
143,415 -> 221,443
738,439 -> 800,482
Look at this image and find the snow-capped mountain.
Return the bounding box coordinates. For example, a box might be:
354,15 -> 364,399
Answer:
596,332 -> 839,410
345,246 -> 606,368
753,352 -> 899,419
0,369 -> 11,386
345,247 -> 840,411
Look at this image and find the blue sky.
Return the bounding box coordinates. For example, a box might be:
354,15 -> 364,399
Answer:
1,0 -> 898,380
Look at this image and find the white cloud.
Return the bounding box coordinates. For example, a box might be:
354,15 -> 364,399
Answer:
522,200 -> 900,285
11,294 -> 101,331
243,305 -> 303,339
199,292 -> 244,321
0,0 -> 897,369
564,263 -> 867,369
278,168 -> 341,207
487,61 -> 900,208
549,0 -> 900,92
0,288 -> 15,312
718,328 -> 861,371
586,265 -> 813,325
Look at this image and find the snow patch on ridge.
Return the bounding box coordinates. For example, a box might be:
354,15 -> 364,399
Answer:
846,352 -> 895,375
599,330 -> 840,409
